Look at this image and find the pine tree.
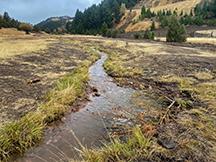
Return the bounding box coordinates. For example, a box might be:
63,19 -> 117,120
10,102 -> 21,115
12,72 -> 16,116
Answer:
101,22 -> 108,36
166,16 -> 187,43
3,12 -> 10,22
120,3 -> 126,15
150,21 -> 155,31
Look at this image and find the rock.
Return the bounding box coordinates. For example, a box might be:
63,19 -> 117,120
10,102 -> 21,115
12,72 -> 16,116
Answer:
157,136 -> 177,149
93,92 -> 101,97
92,87 -> 98,93
27,78 -> 41,84
95,92 -> 101,97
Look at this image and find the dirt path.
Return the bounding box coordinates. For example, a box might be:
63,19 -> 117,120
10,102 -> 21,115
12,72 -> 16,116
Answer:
15,52 -> 136,162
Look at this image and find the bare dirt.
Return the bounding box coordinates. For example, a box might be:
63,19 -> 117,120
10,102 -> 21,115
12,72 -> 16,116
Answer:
0,40 -> 89,123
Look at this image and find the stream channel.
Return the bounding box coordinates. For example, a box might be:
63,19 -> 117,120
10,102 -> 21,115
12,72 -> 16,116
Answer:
16,52 -> 136,162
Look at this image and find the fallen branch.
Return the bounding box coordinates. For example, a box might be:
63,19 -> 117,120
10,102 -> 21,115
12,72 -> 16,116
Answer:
159,100 -> 176,125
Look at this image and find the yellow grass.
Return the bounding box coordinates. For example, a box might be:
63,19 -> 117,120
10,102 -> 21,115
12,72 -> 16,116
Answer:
125,20 -> 152,32
194,72 -> 214,80
0,38 -> 54,59
0,28 -> 26,36
157,36 -> 216,46
151,0 -> 201,14
187,37 -> 216,45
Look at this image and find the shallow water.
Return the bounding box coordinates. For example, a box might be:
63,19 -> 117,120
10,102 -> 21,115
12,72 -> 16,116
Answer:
15,52 -> 135,162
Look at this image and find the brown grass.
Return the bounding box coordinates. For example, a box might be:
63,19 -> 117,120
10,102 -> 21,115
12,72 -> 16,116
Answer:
0,38 -> 54,59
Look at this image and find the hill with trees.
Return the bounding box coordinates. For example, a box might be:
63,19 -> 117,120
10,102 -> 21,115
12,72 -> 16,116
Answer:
0,12 -> 21,29
35,16 -> 73,34
66,0 -> 138,35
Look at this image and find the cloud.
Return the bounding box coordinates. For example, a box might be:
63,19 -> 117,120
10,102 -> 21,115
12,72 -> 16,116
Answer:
0,0 -> 101,24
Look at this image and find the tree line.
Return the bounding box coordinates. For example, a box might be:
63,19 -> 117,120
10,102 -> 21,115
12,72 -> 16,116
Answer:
66,0 -> 138,35
0,12 -> 20,29
0,12 -> 34,34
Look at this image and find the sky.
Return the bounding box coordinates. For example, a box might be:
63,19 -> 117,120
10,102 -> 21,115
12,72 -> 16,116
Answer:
0,0 -> 101,24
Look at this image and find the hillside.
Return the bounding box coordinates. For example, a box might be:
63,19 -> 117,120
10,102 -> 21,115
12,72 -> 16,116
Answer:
117,0 -> 202,32
35,16 -> 73,33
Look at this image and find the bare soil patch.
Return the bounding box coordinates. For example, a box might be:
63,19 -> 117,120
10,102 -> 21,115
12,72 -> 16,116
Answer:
0,39 -> 90,124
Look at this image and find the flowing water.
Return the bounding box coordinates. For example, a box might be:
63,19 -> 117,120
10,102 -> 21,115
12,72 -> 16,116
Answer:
15,52 -> 136,162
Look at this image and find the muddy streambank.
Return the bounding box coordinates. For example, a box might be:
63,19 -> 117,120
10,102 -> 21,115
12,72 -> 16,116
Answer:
15,52 -> 136,162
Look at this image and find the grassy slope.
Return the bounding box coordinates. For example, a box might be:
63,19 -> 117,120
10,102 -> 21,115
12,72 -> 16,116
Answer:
0,39 -> 99,161
117,0 -> 201,32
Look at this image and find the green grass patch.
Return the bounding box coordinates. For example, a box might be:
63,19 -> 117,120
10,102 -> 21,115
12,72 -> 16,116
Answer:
40,65 -> 89,123
0,112 -> 45,160
82,127 -> 160,162
103,51 -> 142,77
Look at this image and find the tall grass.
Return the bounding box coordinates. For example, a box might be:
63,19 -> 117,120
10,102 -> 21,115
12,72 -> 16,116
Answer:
40,65 -> 89,123
81,127 -> 157,162
0,112 -> 45,160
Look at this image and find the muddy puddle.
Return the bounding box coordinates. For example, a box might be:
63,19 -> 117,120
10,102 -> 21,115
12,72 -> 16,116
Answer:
15,52 -> 136,162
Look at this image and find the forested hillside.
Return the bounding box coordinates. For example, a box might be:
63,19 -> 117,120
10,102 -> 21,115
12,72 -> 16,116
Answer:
66,0 -> 138,35
35,16 -> 73,34
67,0 -> 216,35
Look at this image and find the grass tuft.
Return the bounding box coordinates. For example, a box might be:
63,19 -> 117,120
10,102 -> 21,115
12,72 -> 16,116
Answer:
0,112 -> 45,160
82,126 -> 157,162
40,65 -> 89,123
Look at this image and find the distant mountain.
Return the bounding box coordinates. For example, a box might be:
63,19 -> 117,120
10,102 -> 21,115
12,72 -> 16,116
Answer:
35,16 -> 73,33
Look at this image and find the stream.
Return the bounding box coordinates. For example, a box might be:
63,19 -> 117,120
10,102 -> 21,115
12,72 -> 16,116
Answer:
15,52 -> 136,162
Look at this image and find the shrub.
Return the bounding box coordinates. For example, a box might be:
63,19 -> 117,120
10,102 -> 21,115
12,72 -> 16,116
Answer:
106,29 -> 118,38
18,23 -> 33,34
144,30 -> 155,40
134,30 -> 155,40
134,33 -> 142,39
150,21 -> 156,31
166,16 -> 187,43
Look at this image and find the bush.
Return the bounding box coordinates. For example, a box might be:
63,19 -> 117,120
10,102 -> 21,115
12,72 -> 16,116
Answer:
134,33 -> 142,39
206,19 -> 216,26
150,21 -> 156,31
18,23 -> 33,34
106,29 -> 118,38
134,30 -> 155,40
144,30 -> 155,40
166,16 -> 187,43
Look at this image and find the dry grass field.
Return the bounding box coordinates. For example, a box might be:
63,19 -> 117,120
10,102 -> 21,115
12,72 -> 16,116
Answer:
0,30 -> 216,161
156,37 -> 216,45
0,28 -> 55,59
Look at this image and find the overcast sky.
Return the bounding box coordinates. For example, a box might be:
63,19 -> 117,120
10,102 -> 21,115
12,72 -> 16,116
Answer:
0,0 -> 101,24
